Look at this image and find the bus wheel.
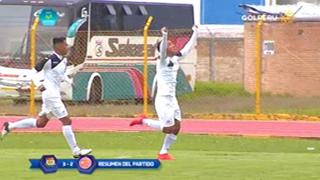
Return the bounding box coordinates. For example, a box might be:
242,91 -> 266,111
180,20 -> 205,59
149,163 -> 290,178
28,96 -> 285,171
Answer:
88,77 -> 102,104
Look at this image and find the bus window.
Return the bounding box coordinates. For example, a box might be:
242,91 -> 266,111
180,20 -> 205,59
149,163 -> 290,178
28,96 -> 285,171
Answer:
145,4 -> 194,30
122,4 -> 148,30
91,4 -> 107,31
123,5 -> 132,15
138,5 -> 148,16
89,2 -> 193,31
90,3 -> 120,31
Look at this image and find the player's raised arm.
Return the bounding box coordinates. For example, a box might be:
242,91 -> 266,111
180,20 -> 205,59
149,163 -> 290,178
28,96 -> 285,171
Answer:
159,27 -> 168,61
178,25 -> 198,59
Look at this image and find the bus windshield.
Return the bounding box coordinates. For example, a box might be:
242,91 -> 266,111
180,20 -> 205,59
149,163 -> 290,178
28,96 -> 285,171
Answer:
0,5 -> 31,66
34,6 -> 72,57
0,5 -> 71,68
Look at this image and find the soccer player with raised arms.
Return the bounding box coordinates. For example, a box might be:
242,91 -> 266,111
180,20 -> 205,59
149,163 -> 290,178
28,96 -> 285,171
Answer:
1,37 -> 92,158
130,25 -> 198,160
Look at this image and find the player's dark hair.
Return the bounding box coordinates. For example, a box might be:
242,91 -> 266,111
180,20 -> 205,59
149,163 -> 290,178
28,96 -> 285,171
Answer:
53,37 -> 66,46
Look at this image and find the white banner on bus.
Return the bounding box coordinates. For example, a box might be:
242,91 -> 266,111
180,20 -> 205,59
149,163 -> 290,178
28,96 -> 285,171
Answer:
87,36 -> 160,61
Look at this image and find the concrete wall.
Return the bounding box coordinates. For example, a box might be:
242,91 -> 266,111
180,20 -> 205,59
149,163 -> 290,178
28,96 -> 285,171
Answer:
196,36 -> 244,84
244,21 -> 320,97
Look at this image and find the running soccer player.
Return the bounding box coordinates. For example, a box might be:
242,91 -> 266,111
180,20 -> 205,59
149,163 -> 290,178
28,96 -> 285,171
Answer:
130,26 -> 198,160
1,37 -> 92,158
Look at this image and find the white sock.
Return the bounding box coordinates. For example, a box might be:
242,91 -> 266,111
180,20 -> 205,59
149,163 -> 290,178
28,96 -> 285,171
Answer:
62,125 -> 79,152
142,119 -> 162,130
8,118 -> 37,130
159,134 -> 177,155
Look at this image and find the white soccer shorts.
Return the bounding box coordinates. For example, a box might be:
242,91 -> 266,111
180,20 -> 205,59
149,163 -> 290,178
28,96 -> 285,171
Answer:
38,97 -> 68,119
155,95 -> 181,128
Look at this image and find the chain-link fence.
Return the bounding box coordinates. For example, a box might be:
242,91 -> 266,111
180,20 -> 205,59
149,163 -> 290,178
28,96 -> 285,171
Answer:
245,20 -> 320,117
1,20 -> 320,120
67,29 -> 194,117
0,27 -> 69,115
189,21 -> 320,119
189,28 -> 255,116
0,27 -> 196,117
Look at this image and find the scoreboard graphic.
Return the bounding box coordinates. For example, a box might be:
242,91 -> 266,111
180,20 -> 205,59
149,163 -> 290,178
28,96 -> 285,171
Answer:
30,155 -> 161,174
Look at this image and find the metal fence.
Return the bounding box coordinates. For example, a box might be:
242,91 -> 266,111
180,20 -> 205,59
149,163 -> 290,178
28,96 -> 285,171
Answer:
0,26 -> 196,118
1,19 -> 320,120
248,20 -> 320,118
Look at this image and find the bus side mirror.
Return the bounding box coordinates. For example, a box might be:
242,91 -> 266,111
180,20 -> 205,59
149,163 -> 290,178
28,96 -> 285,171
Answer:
81,7 -> 88,18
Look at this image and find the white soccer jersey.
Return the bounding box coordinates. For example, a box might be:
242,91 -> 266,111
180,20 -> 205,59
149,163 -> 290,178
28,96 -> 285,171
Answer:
154,27 -> 198,97
33,52 -> 69,99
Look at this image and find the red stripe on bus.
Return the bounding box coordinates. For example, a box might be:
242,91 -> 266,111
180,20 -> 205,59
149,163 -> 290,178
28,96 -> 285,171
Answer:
0,74 -> 19,78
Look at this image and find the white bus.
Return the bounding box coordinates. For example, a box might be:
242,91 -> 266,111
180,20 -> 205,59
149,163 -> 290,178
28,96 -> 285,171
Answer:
0,0 -> 199,102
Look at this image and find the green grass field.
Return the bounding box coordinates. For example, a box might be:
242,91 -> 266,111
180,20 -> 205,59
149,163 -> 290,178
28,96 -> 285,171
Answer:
1,132 -> 320,179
